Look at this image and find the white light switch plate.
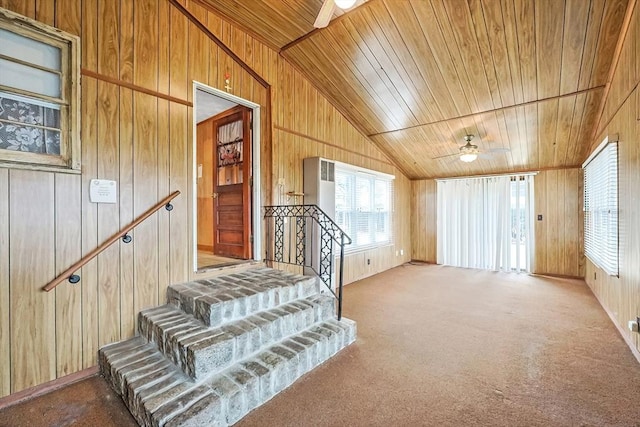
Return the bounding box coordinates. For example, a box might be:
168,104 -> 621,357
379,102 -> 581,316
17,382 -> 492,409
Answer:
89,179 -> 117,203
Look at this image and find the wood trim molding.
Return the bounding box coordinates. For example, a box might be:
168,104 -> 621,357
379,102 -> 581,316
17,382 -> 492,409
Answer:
274,125 -> 394,167
191,0 -> 281,51
264,86 -> 274,204
169,0 -> 270,89
168,0 -> 275,204
0,367 -> 98,410
589,79 -> 640,151
280,28 -> 320,54
280,0 -> 381,53
416,165 -> 583,181
587,282 -> 640,364
588,0 -> 637,152
530,272 -> 585,281
369,86 -> 606,138
81,69 -> 192,106
277,55 -> 410,177
176,0 -> 409,181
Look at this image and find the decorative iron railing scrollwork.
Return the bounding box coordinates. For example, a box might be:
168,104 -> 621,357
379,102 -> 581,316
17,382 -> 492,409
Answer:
264,204 -> 351,320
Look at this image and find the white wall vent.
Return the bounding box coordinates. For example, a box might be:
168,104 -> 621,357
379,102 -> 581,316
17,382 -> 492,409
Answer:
304,157 -> 336,218
320,159 -> 335,182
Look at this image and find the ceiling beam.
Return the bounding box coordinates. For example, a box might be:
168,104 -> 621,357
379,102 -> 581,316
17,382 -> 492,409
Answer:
279,54 -> 413,178
368,85 -> 605,138
411,165 -> 584,182
170,0 -> 270,88
191,0 -> 282,51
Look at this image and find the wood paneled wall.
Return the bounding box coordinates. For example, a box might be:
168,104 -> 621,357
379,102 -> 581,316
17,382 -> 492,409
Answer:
0,0 -> 411,397
182,1 -> 412,283
411,180 -> 437,263
533,169 -> 584,277
410,170 -> 584,277
586,1 -> 640,355
591,0 -> 640,149
269,100 -> 412,285
0,0 -> 268,397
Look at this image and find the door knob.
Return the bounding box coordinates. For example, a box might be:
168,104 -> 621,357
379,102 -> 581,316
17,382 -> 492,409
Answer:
211,193 -> 218,199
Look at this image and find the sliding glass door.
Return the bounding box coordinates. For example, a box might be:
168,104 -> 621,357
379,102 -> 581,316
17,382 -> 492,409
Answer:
437,174 -> 534,272
510,177 -> 534,272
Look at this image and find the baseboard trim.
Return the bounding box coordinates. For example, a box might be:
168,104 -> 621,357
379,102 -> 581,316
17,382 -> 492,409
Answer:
587,284 -> 640,365
530,272 -> 585,281
0,366 -> 99,410
197,244 -> 214,252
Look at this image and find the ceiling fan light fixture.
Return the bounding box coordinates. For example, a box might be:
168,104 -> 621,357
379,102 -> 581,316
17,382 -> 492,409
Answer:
460,153 -> 478,163
334,0 -> 357,9
459,136 -> 479,162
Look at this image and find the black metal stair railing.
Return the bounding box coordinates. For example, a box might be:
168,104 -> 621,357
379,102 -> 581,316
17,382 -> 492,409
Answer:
263,205 -> 352,320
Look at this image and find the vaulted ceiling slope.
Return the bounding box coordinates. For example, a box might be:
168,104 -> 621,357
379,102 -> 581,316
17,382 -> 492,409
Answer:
198,0 -> 628,179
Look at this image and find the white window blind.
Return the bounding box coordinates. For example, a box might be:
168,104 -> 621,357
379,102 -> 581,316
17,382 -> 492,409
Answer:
583,140 -> 618,276
335,167 -> 393,251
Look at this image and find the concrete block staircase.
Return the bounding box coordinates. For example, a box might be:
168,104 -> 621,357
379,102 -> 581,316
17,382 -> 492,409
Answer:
99,267 -> 356,427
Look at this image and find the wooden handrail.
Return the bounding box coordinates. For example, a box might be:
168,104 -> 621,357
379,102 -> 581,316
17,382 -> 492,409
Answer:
43,190 -> 181,292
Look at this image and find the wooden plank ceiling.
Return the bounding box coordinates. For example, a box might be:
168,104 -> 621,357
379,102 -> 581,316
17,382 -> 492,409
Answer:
199,0 -> 629,179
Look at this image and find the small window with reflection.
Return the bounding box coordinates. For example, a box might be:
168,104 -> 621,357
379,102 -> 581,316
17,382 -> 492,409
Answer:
0,7 -> 80,172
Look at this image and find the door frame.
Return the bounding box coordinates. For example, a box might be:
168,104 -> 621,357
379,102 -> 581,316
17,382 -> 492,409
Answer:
192,81 -> 262,271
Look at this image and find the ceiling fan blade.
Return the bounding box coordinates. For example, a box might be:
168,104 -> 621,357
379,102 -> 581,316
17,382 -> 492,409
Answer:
314,0 -> 336,28
486,147 -> 510,153
478,147 -> 510,159
432,152 -> 459,160
478,147 -> 511,159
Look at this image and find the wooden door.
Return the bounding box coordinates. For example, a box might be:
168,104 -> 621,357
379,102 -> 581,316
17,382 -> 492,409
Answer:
196,119 -> 215,252
212,106 -> 252,259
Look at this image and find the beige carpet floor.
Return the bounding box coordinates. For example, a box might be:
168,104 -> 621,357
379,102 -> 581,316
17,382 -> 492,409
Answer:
238,263 -> 640,427
2,263 -> 639,426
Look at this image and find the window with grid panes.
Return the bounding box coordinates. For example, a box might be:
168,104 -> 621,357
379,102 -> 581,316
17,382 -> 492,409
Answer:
0,8 -> 80,171
335,165 -> 393,251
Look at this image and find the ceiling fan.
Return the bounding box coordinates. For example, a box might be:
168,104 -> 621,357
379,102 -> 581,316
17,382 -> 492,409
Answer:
432,135 -> 509,163
314,0 -> 357,28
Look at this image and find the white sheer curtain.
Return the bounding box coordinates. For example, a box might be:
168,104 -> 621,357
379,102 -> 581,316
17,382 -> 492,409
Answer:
218,120 -> 242,143
437,174 -> 534,272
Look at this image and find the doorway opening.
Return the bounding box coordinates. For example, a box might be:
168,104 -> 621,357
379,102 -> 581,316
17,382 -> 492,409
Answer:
193,82 -> 261,272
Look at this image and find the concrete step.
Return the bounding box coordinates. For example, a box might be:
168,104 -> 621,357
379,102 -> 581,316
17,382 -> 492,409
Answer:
138,294 -> 336,380
99,318 -> 357,427
167,268 -> 319,327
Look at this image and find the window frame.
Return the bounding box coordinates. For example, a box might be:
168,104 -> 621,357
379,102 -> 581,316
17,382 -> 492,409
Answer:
583,135 -> 619,277
334,163 -> 394,253
0,7 -> 81,173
